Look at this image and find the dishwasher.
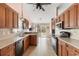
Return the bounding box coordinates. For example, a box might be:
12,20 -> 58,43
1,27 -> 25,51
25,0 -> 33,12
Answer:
15,39 -> 24,56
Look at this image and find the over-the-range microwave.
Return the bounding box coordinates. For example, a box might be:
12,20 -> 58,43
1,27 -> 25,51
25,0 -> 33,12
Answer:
56,21 -> 64,29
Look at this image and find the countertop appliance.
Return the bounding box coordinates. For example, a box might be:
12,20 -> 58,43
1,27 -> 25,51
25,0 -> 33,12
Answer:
15,39 -> 24,56
60,31 -> 71,38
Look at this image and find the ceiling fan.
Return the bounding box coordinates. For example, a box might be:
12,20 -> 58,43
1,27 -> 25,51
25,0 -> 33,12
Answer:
28,3 -> 51,11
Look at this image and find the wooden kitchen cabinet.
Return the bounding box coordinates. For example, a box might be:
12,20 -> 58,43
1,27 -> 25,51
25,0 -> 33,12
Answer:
13,12 -> 18,28
69,5 -> 77,28
58,39 -> 67,56
55,4 -> 79,29
0,43 -> 15,56
66,44 -> 75,56
23,35 -> 37,52
29,35 -> 37,46
76,4 -> 79,28
0,5 -> 5,28
0,3 -> 18,28
5,4 -> 18,28
5,8 -> 13,28
66,44 -> 79,56
23,36 -> 30,52
58,38 -> 79,56
63,4 -> 77,29
64,10 -> 70,28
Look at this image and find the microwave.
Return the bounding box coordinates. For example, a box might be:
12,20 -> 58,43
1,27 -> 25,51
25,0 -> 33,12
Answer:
56,21 -> 64,29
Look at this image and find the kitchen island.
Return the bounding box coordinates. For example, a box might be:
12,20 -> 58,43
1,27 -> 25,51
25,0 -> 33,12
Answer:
0,31 -> 37,56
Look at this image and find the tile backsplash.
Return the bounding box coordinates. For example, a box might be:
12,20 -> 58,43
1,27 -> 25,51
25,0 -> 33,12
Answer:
0,29 -> 11,35
0,29 -> 19,40
0,29 -> 18,37
70,29 -> 79,40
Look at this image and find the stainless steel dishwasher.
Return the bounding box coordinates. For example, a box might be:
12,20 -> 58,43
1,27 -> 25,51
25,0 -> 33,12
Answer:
15,39 -> 24,56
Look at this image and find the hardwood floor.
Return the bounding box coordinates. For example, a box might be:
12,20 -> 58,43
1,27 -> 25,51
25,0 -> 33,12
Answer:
23,33 -> 57,56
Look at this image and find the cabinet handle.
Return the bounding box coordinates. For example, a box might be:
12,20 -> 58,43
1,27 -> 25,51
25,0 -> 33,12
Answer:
75,50 -> 79,53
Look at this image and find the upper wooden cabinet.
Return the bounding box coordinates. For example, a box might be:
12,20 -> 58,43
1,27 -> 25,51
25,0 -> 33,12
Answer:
63,4 -> 77,29
5,8 -> 13,28
0,3 -> 18,28
56,4 -> 79,29
0,5 -> 5,28
69,4 -> 77,28
64,10 -> 70,28
13,12 -> 18,28
76,4 -> 79,28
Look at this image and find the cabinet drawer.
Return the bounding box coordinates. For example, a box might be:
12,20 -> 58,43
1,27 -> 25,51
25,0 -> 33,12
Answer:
74,51 -> 79,56
74,48 -> 79,53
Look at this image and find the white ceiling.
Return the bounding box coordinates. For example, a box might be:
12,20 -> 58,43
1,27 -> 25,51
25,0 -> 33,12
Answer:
6,3 -> 63,23
23,3 -> 63,23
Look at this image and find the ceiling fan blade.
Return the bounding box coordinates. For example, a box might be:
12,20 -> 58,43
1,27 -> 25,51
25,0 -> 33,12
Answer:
41,7 -> 45,11
40,3 -> 51,5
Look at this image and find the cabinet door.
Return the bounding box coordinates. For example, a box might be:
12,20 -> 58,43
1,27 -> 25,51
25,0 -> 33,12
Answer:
0,5 -> 5,28
69,5 -> 77,28
5,8 -> 13,28
58,40 -> 67,56
64,11 -> 70,28
77,4 -> 79,28
24,36 -> 30,52
61,41 -> 67,56
66,44 -> 75,56
30,35 -> 37,46
0,44 -> 15,56
13,12 -> 18,28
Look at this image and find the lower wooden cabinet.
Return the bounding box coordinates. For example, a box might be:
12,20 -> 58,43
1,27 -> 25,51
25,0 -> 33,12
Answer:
23,35 -> 37,52
23,36 -> 30,52
29,35 -> 37,46
0,43 -> 15,56
58,40 -> 67,56
58,39 -> 79,56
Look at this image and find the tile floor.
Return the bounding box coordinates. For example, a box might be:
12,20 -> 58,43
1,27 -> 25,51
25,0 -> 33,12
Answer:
23,33 -> 57,56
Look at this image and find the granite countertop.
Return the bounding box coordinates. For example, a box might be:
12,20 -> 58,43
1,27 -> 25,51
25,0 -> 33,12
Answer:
0,32 -> 37,49
58,37 -> 79,49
